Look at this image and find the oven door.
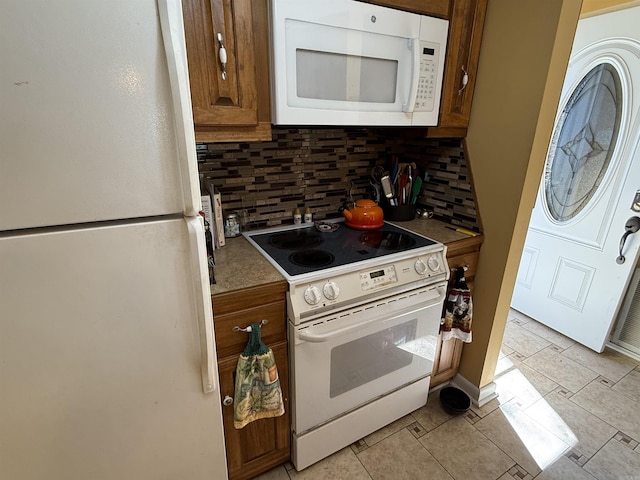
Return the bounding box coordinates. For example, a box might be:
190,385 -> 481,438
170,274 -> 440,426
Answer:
289,281 -> 447,435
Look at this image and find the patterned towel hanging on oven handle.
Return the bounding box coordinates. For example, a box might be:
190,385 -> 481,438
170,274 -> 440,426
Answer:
442,266 -> 473,343
233,322 -> 285,429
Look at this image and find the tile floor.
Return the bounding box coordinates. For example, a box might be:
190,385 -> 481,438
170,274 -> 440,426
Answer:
254,309 -> 640,479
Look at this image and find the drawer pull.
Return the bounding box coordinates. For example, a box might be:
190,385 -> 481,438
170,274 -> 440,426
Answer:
216,33 -> 228,80
232,319 -> 268,333
222,395 -> 234,407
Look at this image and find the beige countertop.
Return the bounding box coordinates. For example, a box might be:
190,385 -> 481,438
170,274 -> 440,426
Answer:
210,219 -> 480,295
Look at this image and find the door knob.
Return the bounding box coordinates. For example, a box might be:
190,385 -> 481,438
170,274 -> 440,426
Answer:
617,216 -> 640,264
222,395 -> 234,407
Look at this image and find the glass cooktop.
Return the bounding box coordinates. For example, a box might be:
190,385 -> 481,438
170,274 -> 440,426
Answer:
245,220 -> 437,278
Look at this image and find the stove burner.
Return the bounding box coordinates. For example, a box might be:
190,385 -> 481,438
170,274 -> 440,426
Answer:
359,231 -> 416,250
289,249 -> 335,268
269,230 -> 322,250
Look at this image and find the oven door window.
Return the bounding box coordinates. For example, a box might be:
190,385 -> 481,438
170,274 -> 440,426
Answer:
330,318 -> 418,397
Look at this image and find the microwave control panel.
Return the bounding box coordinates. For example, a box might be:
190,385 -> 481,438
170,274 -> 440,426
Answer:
415,41 -> 439,112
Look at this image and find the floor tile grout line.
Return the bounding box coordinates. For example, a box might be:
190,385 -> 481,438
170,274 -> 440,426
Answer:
352,451 -> 374,480
561,378 -> 626,436
516,395 -> 583,453
409,421 -> 480,480
578,431 -> 618,474
465,411 -> 524,479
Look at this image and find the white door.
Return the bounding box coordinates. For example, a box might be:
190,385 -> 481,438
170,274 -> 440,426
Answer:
512,7 -> 640,352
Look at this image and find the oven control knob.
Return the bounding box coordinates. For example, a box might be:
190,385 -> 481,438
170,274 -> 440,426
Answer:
427,255 -> 441,272
303,285 -> 322,305
414,258 -> 428,275
323,281 -> 340,300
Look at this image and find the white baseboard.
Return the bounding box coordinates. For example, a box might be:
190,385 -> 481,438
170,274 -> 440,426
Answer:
450,374 -> 497,407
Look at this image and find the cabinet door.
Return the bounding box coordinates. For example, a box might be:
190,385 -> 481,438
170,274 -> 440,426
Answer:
362,0 -> 450,18
433,0 -> 487,135
218,341 -> 290,480
431,236 -> 482,387
183,0 -> 271,141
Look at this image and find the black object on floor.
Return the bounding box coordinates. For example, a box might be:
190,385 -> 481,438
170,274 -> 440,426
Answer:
439,386 -> 471,415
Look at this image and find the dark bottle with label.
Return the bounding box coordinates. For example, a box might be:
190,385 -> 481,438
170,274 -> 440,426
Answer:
200,211 -> 216,284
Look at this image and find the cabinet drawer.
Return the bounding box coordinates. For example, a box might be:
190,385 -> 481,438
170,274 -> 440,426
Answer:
447,251 -> 479,279
214,301 -> 287,359
213,282 -> 287,316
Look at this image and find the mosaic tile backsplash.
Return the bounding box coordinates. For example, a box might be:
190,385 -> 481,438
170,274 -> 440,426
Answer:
197,127 -> 479,232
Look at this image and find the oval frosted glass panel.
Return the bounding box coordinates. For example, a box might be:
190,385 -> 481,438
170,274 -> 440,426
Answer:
544,63 -> 622,222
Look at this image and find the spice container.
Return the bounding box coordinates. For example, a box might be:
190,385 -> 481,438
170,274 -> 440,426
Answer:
224,213 -> 241,238
293,208 -> 302,224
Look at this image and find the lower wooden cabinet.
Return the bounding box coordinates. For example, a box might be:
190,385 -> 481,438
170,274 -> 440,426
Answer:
213,281 -> 290,480
218,342 -> 290,480
431,235 -> 482,387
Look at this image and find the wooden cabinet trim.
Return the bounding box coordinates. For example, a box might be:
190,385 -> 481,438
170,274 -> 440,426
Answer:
361,0 -> 451,18
437,0 -> 488,128
213,281 -> 288,316
184,0 -> 271,142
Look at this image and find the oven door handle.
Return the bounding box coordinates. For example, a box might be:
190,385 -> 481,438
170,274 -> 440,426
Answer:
298,287 -> 446,343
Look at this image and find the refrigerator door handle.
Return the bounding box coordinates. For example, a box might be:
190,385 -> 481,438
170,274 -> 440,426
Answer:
158,0 -> 202,217
186,216 -> 218,394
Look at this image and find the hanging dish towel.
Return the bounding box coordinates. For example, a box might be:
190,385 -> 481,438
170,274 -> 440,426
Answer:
442,266 -> 473,343
233,323 -> 285,429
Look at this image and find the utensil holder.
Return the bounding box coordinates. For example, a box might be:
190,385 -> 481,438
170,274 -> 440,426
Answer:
383,205 -> 416,222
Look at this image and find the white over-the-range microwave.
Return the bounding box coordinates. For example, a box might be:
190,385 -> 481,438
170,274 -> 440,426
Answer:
268,0 -> 449,127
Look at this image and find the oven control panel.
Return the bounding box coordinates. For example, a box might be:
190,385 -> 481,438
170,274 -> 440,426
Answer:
359,266 -> 398,291
288,248 -> 449,323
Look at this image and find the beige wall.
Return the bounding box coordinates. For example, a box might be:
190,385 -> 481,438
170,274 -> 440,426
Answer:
459,0 -> 583,388
581,0 -> 640,16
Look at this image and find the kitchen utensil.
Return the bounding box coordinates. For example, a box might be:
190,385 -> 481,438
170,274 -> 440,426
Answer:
380,175 -> 396,206
406,165 -> 412,205
398,174 -> 408,205
416,208 -> 434,219
370,165 -> 385,184
369,180 -> 382,204
390,156 -> 399,184
410,177 -> 422,204
342,199 -> 384,230
445,226 -> 478,236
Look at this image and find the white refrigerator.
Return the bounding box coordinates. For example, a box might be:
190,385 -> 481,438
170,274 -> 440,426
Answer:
0,1 -> 228,479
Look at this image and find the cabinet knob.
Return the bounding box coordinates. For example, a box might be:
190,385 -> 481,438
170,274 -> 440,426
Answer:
222,395 -> 234,407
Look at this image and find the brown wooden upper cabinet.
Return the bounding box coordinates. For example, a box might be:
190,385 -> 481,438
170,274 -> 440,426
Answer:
182,0 -> 271,142
367,0 -> 486,137
429,0 -> 487,137
362,0 -> 451,18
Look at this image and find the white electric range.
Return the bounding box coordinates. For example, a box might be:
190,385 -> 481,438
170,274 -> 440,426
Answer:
244,219 -> 448,470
